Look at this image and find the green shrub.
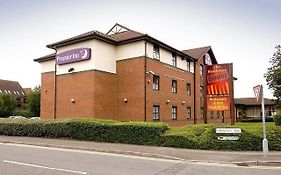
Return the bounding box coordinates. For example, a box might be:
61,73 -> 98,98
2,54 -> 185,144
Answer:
199,126 -> 262,151
0,119 -> 168,145
12,110 -> 34,118
0,94 -> 17,118
274,114 -> 281,126
240,117 -> 274,122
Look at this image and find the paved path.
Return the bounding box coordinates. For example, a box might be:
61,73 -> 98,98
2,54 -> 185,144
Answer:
0,136 -> 280,166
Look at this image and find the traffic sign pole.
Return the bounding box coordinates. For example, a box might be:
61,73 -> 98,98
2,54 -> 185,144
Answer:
261,85 -> 268,157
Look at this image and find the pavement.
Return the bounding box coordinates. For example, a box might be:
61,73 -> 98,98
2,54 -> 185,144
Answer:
0,135 -> 280,167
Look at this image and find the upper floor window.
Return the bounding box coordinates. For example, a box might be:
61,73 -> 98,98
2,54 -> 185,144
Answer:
172,80 -> 177,93
200,64 -> 203,76
201,108 -> 204,119
172,53 -> 177,67
187,83 -> 191,95
187,61 -> 190,72
172,106 -> 177,120
153,45 -> 160,60
186,107 -> 191,119
153,105 -> 160,121
153,75 -> 159,91
200,86 -> 203,97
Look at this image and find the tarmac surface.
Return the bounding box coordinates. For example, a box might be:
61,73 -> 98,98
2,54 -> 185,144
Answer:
0,136 -> 280,167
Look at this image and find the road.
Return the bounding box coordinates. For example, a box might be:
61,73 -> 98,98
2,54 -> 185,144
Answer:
0,143 -> 280,175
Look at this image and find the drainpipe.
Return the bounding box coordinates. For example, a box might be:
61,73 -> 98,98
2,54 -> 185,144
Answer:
54,48 -> 57,119
193,61 -> 196,125
144,41 -> 148,122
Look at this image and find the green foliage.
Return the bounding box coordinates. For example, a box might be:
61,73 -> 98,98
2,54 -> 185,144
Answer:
25,86 -> 40,117
0,119 -> 280,151
0,94 -> 17,117
12,109 -> 34,118
265,45 -> 281,104
273,114 -> 281,126
0,119 -> 168,145
240,117 -> 274,122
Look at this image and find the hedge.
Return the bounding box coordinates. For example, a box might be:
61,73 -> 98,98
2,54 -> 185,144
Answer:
0,119 -> 280,151
240,116 -> 274,122
0,119 -> 168,145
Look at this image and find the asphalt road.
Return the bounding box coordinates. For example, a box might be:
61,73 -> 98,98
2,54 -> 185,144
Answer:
0,143 -> 280,175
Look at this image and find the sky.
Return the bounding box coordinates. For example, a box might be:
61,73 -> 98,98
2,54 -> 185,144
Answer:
0,0 -> 280,98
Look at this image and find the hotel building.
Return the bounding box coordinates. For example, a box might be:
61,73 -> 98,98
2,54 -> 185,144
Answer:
34,23 -> 234,126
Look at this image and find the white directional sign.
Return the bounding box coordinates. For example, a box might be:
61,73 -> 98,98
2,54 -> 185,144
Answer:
217,136 -> 240,141
216,128 -> 241,134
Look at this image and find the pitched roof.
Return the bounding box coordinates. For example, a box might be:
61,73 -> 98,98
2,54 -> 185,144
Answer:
235,98 -> 275,106
109,30 -> 145,42
0,79 -> 25,98
182,46 -> 211,60
35,23 -> 194,62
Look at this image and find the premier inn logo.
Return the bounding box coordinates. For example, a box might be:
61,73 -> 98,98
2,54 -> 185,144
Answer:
56,48 -> 91,65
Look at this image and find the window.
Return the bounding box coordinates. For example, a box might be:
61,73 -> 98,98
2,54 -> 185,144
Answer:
210,111 -> 214,118
216,111 -> 220,118
187,61 -> 190,72
187,83 -> 191,95
200,86 -> 203,97
153,105 -> 160,121
222,111 -> 224,118
200,108 -> 204,119
186,107 -> 191,119
172,106 -> 177,120
200,65 -> 203,76
153,75 -> 159,91
172,53 -> 177,66
172,80 -> 177,93
153,45 -> 160,60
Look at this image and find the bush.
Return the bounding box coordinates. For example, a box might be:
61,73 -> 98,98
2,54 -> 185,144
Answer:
12,110 -> 34,118
0,94 -> 17,117
0,119 -> 168,145
274,114 -> 281,126
198,127 -> 262,151
240,117 -> 274,122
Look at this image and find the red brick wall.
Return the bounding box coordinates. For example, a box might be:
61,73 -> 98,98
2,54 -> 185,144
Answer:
93,70 -> 116,120
146,58 -> 195,127
116,57 -> 145,121
40,72 -> 55,119
56,71 -> 95,119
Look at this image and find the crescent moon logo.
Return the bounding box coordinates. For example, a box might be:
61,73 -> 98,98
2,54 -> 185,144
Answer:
81,49 -> 88,59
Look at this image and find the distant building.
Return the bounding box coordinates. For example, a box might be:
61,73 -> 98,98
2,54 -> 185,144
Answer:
0,79 -> 26,107
23,88 -> 33,95
235,98 -> 276,119
34,23 -> 235,126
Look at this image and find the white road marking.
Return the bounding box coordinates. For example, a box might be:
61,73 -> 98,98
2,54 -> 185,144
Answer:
0,142 -> 183,163
3,160 -> 87,175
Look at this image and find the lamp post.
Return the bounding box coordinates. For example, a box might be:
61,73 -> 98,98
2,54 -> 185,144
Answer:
261,85 -> 268,157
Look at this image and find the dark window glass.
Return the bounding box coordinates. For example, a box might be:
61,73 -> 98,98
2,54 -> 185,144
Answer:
153,105 -> 160,121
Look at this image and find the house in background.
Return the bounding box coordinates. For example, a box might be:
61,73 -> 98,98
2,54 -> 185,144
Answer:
0,79 -> 26,107
235,98 -> 276,119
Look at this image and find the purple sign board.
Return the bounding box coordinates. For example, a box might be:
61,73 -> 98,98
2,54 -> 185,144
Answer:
56,48 -> 91,65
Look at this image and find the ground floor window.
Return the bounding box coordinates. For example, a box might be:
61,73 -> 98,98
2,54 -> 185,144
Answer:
153,105 -> 160,121
186,107 -> 191,119
172,106 -> 177,120
200,108 -> 204,119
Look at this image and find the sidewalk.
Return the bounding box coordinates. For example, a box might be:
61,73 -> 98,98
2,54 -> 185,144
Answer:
0,136 -> 280,166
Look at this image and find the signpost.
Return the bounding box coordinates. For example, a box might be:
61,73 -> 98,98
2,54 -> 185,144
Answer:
216,128 -> 241,141
253,85 -> 268,157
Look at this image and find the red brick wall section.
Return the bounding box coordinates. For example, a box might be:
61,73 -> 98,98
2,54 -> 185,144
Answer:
55,71 -> 95,119
116,57 -> 145,121
40,72 -> 55,119
93,70 -> 116,120
146,59 -> 195,127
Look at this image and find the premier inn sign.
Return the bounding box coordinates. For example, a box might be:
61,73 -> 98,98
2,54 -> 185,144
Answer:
56,48 -> 91,65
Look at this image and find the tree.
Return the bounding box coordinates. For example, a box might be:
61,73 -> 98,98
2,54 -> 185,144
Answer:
265,45 -> 281,104
0,94 -> 17,117
25,86 -> 41,117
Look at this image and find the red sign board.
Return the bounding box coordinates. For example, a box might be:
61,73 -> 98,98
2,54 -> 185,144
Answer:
253,85 -> 261,102
206,64 -> 232,111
